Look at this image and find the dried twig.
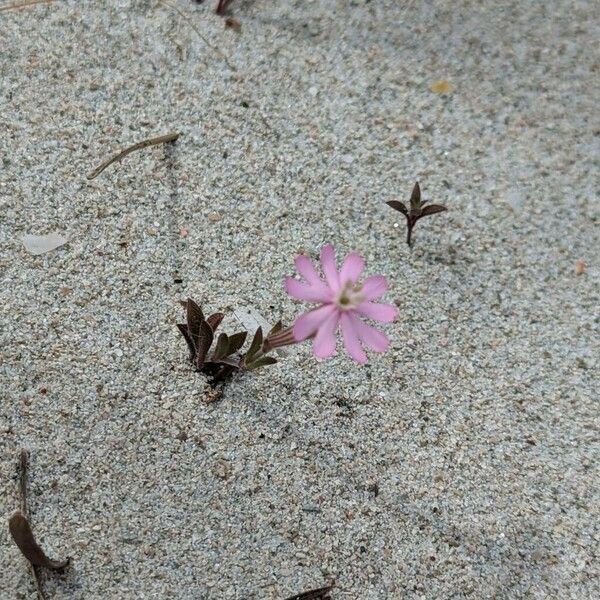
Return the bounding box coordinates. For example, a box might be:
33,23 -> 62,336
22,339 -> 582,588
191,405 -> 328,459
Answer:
86,132 -> 180,180
19,448 -> 28,515
0,0 -> 56,12
9,449 -> 70,600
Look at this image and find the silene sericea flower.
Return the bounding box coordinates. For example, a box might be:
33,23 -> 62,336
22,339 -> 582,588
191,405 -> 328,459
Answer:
285,245 -> 397,364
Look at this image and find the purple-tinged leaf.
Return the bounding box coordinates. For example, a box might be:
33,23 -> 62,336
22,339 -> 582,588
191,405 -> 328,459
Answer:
386,200 -> 409,217
213,357 -> 240,368
419,204 -> 447,217
246,356 -> 277,370
207,312 -> 225,332
226,331 -> 247,355
186,298 -> 204,340
264,326 -> 296,351
213,333 -> 230,360
245,326 -> 263,362
268,320 -> 283,336
9,512 -> 70,570
176,323 -> 196,359
195,321 -> 214,370
410,181 -> 422,211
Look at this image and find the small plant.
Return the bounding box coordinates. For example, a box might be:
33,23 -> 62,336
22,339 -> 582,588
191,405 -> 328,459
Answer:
177,299 -> 295,384
285,245 -> 397,364
386,182 -> 447,246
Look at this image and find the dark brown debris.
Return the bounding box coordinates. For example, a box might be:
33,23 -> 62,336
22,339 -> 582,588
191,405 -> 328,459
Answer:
284,583 -> 335,600
8,450 -> 71,600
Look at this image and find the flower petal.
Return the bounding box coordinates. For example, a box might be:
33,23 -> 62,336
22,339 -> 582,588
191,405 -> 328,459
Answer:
349,313 -> 390,352
340,313 -> 367,364
339,253 -> 365,286
361,275 -> 388,301
285,277 -> 332,303
293,305 -> 335,341
295,254 -> 322,285
356,301 -> 397,323
312,310 -> 339,359
320,244 -> 340,292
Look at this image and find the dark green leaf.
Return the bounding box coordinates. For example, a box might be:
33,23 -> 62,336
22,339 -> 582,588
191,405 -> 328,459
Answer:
246,356 -> 277,370
226,331 -> 247,355
213,333 -> 230,360
212,357 -> 240,368
246,327 -> 263,362
268,320 -> 283,336
386,200 -> 408,217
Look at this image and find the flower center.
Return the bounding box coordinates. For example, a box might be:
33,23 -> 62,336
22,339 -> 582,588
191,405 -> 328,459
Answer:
335,283 -> 364,310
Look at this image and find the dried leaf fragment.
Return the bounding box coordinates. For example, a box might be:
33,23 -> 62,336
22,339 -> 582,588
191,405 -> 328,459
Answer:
575,259 -> 586,275
22,233 -> 68,255
429,80 -> 454,94
9,512 -> 70,570
225,17 -> 241,32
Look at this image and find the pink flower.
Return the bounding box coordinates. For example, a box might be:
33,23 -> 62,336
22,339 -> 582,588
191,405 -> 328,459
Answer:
285,245 -> 397,364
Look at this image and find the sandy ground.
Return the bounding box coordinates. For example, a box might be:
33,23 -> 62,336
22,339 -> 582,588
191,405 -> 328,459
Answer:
1,0 -> 598,598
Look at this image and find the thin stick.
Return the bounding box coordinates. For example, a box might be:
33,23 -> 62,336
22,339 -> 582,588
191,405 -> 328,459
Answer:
86,132 -> 180,180
17,449 -> 46,600
19,449 -> 28,516
0,0 -> 56,12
